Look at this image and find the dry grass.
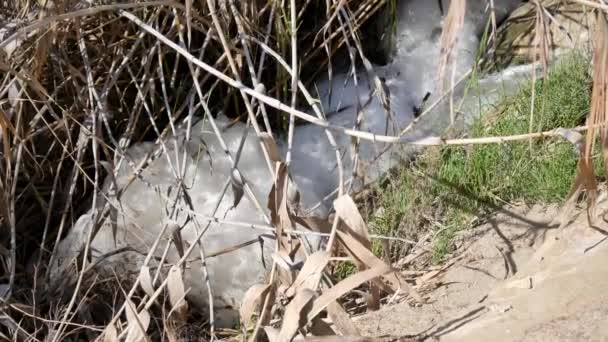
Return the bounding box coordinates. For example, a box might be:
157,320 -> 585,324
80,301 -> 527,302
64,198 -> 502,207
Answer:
0,1 -> 606,341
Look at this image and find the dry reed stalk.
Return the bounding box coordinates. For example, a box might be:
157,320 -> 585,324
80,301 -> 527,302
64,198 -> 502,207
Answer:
528,0 -> 552,148
566,8 -> 608,222
438,0 -> 466,125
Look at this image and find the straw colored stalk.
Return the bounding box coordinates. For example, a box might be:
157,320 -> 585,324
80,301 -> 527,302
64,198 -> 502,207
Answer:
566,9 -> 608,222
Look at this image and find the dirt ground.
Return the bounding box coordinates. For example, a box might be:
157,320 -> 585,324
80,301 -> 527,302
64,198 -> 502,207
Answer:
354,196 -> 608,341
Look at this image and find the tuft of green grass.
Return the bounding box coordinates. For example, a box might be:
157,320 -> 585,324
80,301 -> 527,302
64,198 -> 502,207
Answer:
370,53 -> 599,264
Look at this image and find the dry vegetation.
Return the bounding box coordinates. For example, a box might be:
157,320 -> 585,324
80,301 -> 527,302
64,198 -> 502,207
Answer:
0,0 -> 607,341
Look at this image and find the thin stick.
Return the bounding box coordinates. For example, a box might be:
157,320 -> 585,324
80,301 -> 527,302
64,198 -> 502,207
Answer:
286,0 -> 298,166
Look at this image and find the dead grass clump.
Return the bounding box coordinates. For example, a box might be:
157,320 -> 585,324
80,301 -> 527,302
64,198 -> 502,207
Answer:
1,0 -> 607,341
0,0 -> 392,339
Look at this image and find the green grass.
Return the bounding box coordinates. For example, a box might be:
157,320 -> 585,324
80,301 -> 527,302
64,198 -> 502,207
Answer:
370,53 -> 599,264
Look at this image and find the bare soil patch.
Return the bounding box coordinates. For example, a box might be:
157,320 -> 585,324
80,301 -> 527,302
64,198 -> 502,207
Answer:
355,197 -> 608,341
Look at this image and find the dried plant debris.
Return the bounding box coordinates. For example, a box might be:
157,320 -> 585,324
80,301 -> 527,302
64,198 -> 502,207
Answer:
0,0 -> 606,341
0,0 -> 407,340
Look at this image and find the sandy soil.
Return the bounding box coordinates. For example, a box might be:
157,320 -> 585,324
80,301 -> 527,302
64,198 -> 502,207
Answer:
354,197 -> 608,341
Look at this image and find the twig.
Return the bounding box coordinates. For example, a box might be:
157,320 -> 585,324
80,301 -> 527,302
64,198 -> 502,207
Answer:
286,0 -> 298,166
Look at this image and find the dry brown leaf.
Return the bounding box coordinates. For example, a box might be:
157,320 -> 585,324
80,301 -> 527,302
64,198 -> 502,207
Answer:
167,265 -> 189,320
138,266 -> 155,297
249,280 -> 279,342
240,283 -> 271,328
284,251 -> 330,298
278,288 -> 316,342
333,195 -> 370,247
125,299 -> 150,342
307,264 -> 392,323
334,195 -> 391,309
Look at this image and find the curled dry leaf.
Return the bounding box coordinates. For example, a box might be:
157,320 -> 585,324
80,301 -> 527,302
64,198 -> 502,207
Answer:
138,266 -> 155,297
167,265 -> 189,321
334,195 -> 384,309
240,283 -> 271,328
278,288 -> 316,342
